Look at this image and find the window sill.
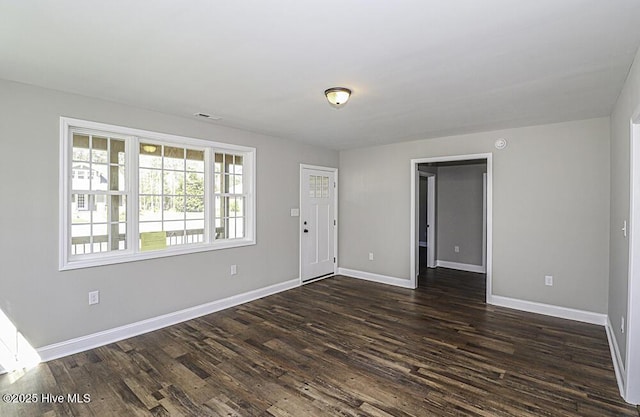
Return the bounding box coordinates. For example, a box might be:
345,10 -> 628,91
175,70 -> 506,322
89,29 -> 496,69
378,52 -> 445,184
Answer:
59,238 -> 256,271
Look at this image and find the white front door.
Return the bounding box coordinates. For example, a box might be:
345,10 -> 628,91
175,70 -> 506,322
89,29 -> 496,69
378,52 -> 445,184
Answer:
301,166 -> 336,282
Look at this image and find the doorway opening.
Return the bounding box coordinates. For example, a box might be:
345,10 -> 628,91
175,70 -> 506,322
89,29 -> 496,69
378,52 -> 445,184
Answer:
410,154 -> 492,302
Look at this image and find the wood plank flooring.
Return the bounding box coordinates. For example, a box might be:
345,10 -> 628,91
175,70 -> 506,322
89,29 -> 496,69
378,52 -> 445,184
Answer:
1,268 -> 638,416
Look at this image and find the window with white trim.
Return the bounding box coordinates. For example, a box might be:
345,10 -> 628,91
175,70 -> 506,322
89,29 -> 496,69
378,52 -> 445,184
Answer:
60,118 -> 256,270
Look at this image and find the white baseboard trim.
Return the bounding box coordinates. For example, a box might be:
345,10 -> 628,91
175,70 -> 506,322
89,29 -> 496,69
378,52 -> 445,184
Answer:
337,268 -> 415,289
605,317 -> 627,398
488,295 -> 607,325
37,278 -> 300,363
436,260 -> 485,273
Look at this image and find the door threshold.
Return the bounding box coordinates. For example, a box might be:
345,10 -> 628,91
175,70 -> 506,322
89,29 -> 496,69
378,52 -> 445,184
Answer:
302,273 -> 334,284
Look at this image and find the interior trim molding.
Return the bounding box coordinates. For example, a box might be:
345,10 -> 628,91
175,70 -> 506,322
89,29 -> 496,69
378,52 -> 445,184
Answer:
606,316 -> 627,399
37,278 -> 300,363
488,295 -> 607,325
338,268 -> 415,289
436,260 -> 486,274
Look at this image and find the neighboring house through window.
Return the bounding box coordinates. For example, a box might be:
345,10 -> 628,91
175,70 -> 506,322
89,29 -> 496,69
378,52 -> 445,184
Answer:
59,117 -> 256,270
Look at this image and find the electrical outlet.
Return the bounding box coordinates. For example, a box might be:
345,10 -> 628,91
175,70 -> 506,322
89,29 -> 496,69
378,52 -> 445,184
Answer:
454,246 -> 460,253
230,264 -> 237,275
88,290 -> 99,305
368,252 -> 374,261
545,275 -> 553,286
622,316 -> 625,334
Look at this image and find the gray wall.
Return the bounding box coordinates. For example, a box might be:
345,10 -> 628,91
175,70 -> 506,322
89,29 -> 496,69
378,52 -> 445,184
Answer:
609,47 -> 640,365
436,164 -> 486,266
339,117 -> 610,313
0,79 -> 338,348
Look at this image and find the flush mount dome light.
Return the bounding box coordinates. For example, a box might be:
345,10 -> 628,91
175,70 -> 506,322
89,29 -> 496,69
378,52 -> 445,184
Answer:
324,87 -> 351,109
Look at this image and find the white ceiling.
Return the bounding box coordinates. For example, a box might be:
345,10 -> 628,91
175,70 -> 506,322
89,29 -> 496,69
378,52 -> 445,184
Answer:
1,1 -> 640,150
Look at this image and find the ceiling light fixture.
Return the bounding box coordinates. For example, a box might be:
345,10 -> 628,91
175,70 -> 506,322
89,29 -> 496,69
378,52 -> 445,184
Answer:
324,87 -> 351,109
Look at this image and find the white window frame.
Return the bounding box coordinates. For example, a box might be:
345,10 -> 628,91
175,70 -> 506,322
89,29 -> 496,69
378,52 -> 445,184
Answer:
59,117 -> 256,270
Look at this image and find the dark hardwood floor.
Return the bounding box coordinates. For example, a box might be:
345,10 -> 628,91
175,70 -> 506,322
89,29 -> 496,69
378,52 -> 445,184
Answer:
1,269 -> 638,416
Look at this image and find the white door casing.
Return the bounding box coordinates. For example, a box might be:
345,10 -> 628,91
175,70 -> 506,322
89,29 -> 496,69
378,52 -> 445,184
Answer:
427,175 -> 436,268
300,165 -> 337,282
411,153 -> 492,295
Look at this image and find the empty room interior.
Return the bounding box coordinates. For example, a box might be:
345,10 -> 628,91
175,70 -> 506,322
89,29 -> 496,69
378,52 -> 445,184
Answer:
2,1 -> 640,416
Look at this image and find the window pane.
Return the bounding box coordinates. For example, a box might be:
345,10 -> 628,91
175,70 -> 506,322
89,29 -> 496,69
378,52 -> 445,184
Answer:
139,221 -> 162,233
111,139 -> 125,165
163,196 -> 184,220
139,196 -> 161,221
139,143 -> 162,168
92,164 -> 109,191
110,165 -> 126,191
164,220 -> 184,232
110,195 -> 126,222
186,196 -> 204,216
91,136 -> 108,163
93,223 -> 108,237
71,224 -> 91,239
186,149 -> 204,172
234,155 -> 243,174
232,197 -> 244,217
72,134 -> 90,161
139,168 -> 162,194
214,153 -> 223,173
235,218 -> 245,239
228,217 -> 236,238
215,195 -> 226,218
72,165 -> 90,190
69,192 -> 126,255
91,195 -> 107,223
215,218 -> 227,239
234,175 -> 243,194
322,176 -> 329,198
224,174 -> 233,194
111,222 -> 126,250
214,173 -> 222,193
71,194 -> 91,223
229,197 -> 239,217
164,146 -> 184,170
163,171 -> 184,195
309,175 -> 316,198
186,219 -> 204,232
186,173 -> 204,195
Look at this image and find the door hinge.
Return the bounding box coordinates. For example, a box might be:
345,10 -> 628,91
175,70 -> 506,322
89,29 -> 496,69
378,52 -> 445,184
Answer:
334,219 -> 336,226
334,257 -> 336,263
334,182 -> 336,188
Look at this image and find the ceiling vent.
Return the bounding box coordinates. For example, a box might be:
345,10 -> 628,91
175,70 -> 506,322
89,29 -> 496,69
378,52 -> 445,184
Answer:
193,112 -> 222,121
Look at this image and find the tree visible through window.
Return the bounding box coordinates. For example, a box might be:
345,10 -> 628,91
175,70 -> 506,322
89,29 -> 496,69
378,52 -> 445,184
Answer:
139,143 -> 205,247
60,118 -> 255,270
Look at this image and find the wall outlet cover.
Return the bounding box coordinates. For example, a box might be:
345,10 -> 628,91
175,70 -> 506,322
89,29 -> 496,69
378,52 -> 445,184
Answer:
88,290 -> 99,305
